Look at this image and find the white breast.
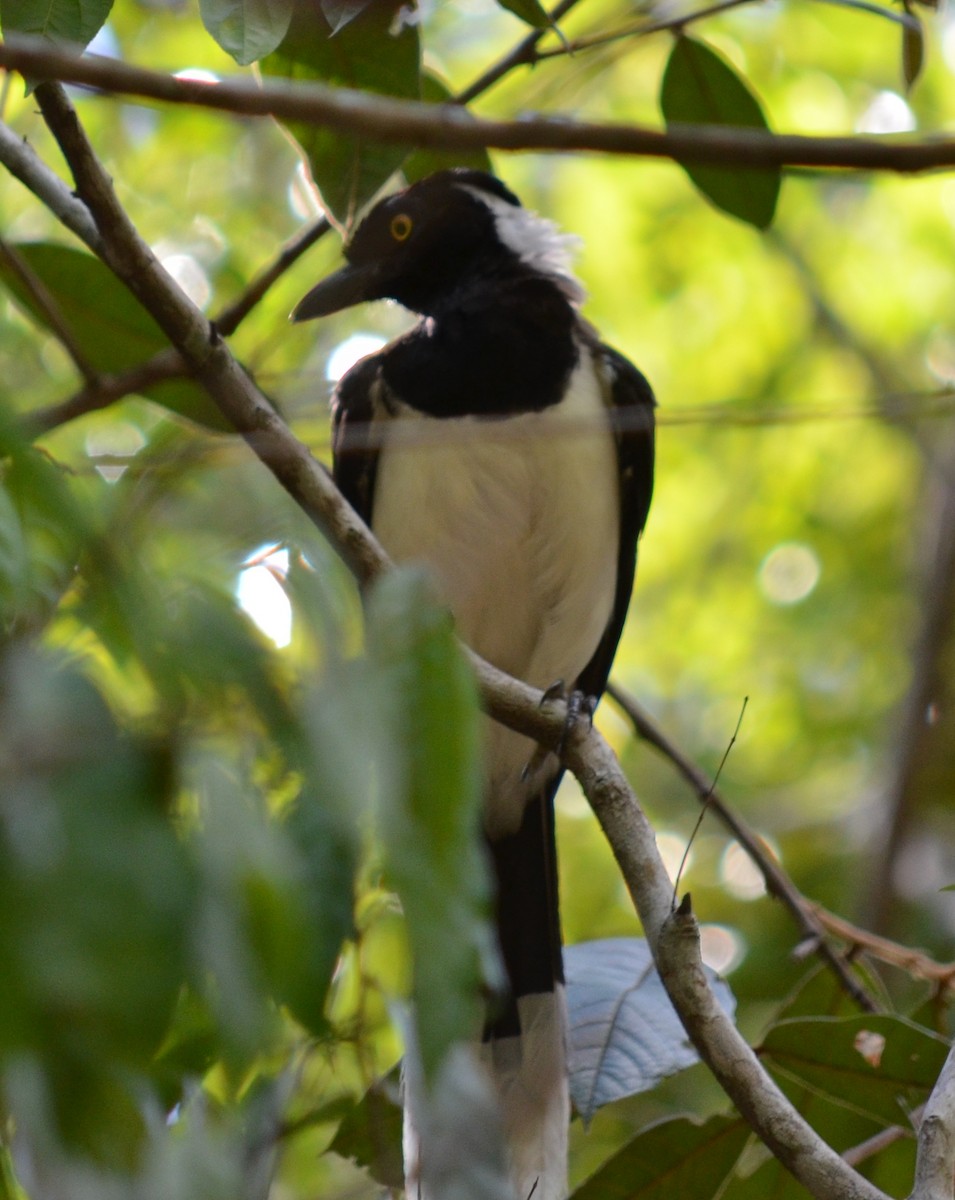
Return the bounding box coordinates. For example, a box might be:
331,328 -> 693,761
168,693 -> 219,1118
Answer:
371,345 -> 620,836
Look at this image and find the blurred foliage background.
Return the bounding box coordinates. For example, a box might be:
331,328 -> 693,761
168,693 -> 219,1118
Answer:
1,0 -> 955,1196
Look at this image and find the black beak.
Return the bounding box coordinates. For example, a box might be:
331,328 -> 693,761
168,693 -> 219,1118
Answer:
290,261 -> 382,322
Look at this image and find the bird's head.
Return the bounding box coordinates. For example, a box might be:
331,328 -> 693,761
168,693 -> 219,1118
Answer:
291,168 -> 584,321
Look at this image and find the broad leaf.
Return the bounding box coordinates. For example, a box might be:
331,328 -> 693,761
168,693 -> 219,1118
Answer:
0,243 -> 231,431
262,1 -> 421,227
0,0 -> 112,48
660,36 -> 780,229
759,1013 -> 950,1125
199,0 -> 295,66
566,938 -> 736,1124
572,1114 -> 749,1200
496,0 -> 549,27
330,1077 -> 405,1189
0,650 -> 194,1165
366,568 -> 499,1080
902,6 -> 924,90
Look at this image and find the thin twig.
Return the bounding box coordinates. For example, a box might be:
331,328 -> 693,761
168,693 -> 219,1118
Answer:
0,116 -> 102,252
214,216 -> 330,338
454,0 -> 587,105
25,347 -> 186,436
532,0 -> 759,63
842,1119 -> 916,1169
808,904 -> 955,994
672,696 -> 748,905
607,681 -> 881,1012
0,234 -> 98,380
4,37 -> 955,173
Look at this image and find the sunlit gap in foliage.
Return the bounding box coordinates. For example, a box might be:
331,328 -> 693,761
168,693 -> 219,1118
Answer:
237,544 -> 292,648
856,89 -> 916,134
326,332 -> 388,382
759,542 -> 821,605
656,831 -> 693,881
699,925 -> 746,974
84,421 -> 146,482
720,841 -> 774,901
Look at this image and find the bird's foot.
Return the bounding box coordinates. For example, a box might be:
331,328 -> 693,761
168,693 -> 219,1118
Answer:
539,679 -> 596,758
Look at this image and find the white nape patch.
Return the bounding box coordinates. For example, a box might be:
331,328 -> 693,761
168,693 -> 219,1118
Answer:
463,186 -> 586,305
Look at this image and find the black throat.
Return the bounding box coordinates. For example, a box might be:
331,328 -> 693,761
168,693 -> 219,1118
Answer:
378,269 -> 581,420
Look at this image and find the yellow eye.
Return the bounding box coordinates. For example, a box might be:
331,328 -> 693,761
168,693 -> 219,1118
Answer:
390,213 -> 413,241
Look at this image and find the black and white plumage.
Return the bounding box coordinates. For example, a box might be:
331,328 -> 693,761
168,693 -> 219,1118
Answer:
293,169 -> 655,1200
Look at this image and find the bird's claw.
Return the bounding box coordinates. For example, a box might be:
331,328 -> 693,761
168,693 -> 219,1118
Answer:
538,679 -> 596,758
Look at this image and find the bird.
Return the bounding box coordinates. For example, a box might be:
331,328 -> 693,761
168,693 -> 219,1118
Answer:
292,168 -> 655,1200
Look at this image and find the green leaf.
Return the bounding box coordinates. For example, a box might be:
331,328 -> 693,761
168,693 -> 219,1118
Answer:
366,568 -> 499,1081
199,0 -> 295,65
262,1 -> 421,226
660,36 -> 780,229
902,6 -> 925,91
0,243 -> 231,431
571,1114 -> 749,1200
402,71 -> 494,183
0,0 -> 112,49
329,1075 -> 405,1189
759,1014 -> 950,1125
496,0 -> 549,27
278,763 -> 358,1033
0,650 -> 195,1165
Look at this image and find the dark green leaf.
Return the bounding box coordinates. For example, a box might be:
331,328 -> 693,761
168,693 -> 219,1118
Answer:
902,7 -> 925,91
572,1114 -> 749,1200
496,0 -> 549,27
759,1014 -> 950,1124
262,1 -> 421,226
329,1075 -> 405,1189
0,243 -> 230,430
403,71 -> 494,183
0,649 -> 194,1164
660,36 -> 780,229
278,767 -> 358,1033
199,0 -> 295,65
0,0 -> 112,49
366,568 -> 499,1080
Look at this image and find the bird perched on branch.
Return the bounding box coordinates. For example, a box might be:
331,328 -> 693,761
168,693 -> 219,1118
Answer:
293,168 -> 655,1200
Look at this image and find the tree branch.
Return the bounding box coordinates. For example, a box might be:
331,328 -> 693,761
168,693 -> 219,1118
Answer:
24,348 -> 186,436
454,0 -> 587,105
909,1045 -> 955,1200
607,682 -> 882,1012
28,77 -> 895,1200
0,115 -> 101,252
3,36 -> 955,173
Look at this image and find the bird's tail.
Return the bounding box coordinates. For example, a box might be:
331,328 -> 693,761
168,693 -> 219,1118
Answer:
483,789 -> 569,1200
402,791 -> 569,1200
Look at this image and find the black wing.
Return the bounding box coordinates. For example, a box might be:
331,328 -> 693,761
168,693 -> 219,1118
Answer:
330,353 -> 385,526
575,343 -> 656,701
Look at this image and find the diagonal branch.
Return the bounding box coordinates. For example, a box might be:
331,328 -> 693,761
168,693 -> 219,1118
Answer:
29,77 -> 894,1200
608,681 -> 882,1011
3,36 -> 955,173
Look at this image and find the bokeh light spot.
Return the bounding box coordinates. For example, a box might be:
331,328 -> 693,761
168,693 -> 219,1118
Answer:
237,547 -> 292,648
326,333 -> 388,382
759,542 -> 821,606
